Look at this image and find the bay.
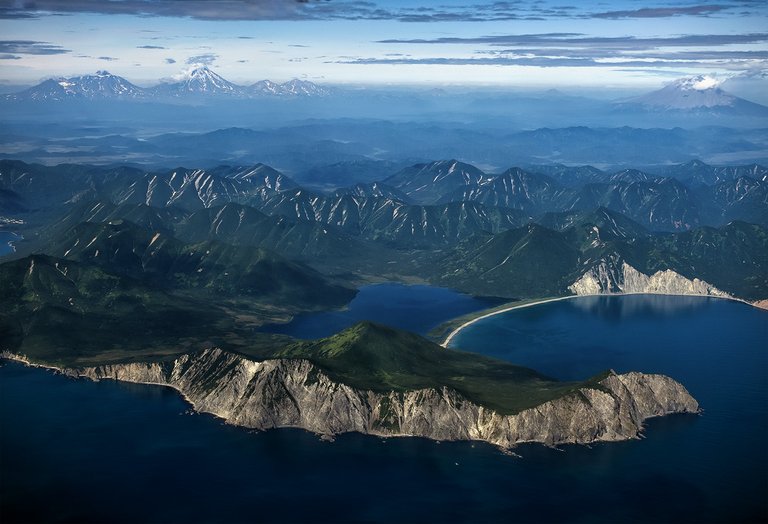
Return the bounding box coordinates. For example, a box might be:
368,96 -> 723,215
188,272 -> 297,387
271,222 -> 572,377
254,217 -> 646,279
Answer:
2,293 -> 766,523
259,282 -> 499,338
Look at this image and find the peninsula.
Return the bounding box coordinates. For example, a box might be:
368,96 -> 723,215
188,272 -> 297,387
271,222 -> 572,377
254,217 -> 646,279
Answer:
2,322 -> 700,450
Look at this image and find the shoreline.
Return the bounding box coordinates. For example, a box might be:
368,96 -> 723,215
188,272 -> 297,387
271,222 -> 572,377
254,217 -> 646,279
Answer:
441,292 -> 765,347
441,295 -> 579,348
0,349 -> 700,452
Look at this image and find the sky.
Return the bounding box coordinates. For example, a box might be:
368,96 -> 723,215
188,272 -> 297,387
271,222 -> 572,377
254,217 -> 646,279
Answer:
1,0 -> 767,93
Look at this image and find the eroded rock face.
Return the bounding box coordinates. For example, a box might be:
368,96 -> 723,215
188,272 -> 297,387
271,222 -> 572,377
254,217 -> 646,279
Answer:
69,348 -> 699,449
569,260 -> 729,298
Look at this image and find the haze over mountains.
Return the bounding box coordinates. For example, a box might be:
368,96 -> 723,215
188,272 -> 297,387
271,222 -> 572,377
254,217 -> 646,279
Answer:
2,71 -> 766,174
5,70 -> 765,115
1,69 -> 767,324
4,67 -> 331,101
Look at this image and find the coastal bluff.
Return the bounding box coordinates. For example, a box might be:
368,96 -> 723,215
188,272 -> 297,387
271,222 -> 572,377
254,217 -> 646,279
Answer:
58,348 -> 699,449
569,260 -> 729,298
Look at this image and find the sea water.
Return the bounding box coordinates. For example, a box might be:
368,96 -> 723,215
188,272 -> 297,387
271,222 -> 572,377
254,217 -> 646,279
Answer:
1,293 -> 766,523
260,282 -> 499,338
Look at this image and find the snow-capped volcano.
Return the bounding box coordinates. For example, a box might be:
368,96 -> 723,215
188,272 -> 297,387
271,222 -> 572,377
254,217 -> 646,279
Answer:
6,70 -> 146,101
152,66 -> 244,97
620,75 -> 768,115
5,68 -> 329,101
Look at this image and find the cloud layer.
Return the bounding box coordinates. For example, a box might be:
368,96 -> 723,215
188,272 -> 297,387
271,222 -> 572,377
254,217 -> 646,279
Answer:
0,0 -> 752,22
359,31 -> 768,72
0,40 -> 70,55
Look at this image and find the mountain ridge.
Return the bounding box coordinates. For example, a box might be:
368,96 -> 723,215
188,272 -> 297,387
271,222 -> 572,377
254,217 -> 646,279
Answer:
4,67 -> 331,101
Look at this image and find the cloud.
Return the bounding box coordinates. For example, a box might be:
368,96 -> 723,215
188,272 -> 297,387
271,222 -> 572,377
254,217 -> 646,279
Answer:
0,0 -> 759,26
98,56 -> 118,61
341,56 -> 596,67
721,68 -> 768,86
616,69 -> 694,78
337,55 -> 765,70
0,40 -> 70,55
137,45 -> 166,50
719,67 -> 768,100
302,1 -> 532,22
484,48 -> 768,60
366,29 -> 768,73
591,5 -> 727,19
729,69 -> 768,79
186,53 -> 218,65
0,0 -> 320,21
0,54 -> 22,60
2,0 -> 726,23
377,33 -> 768,49
165,58 -> 177,64
0,7 -> 39,19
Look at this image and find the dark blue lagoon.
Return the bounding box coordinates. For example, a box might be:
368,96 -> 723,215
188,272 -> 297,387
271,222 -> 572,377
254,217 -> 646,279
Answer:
260,282 -> 499,338
2,294 -> 767,523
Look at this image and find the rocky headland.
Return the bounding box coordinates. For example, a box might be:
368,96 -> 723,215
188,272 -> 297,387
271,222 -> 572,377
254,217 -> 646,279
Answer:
569,260 -> 729,298
49,347 -> 701,450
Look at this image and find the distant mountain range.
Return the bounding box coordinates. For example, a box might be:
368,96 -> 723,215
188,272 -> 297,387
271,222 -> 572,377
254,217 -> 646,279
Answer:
4,67 -> 331,101
4,72 -> 766,118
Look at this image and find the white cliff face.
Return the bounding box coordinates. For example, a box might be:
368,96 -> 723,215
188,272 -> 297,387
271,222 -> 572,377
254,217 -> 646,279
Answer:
66,348 -> 699,450
569,261 -> 729,298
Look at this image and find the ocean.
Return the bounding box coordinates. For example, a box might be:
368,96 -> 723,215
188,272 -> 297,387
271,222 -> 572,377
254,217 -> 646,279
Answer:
2,292 -> 766,523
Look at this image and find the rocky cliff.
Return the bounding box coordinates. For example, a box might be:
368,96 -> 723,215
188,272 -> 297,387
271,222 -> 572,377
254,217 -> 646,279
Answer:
67,348 -> 699,449
569,258 -> 729,298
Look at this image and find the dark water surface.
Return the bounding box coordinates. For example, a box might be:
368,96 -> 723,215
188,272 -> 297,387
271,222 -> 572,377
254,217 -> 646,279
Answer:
2,293 -> 767,523
260,282 -> 499,338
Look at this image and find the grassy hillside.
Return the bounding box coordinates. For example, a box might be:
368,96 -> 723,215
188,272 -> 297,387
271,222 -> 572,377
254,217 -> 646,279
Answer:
430,220 -> 768,301
0,254 -> 232,364
435,224 -> 581,298
274,321 -> 601,415
629,221 -> 768,300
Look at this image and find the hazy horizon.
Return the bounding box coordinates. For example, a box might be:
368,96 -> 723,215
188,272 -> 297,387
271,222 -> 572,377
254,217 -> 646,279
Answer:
1,0 -> 766,100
